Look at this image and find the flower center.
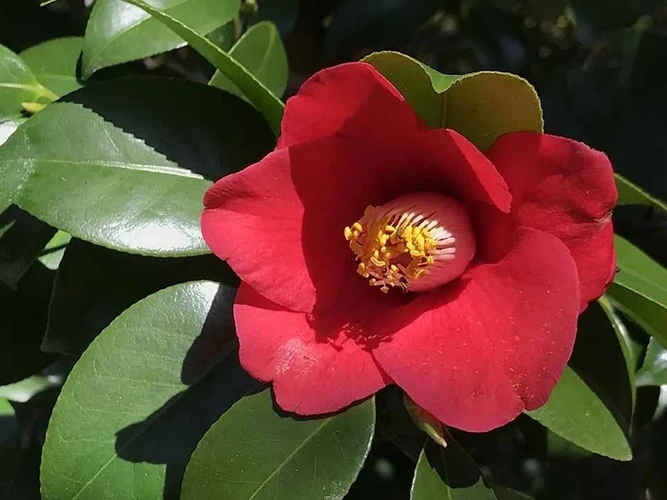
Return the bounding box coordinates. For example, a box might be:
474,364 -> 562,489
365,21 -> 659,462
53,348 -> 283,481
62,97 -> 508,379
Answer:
344,192 -> 476,293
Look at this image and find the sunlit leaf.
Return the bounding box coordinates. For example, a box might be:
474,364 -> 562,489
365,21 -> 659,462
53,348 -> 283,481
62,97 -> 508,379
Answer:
182,390 -> 375,500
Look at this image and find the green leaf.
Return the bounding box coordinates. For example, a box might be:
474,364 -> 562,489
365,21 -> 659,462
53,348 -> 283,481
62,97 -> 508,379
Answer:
615,173 -> 667,212
492,486 -> 534,500
19,37 -> 83,97
43,239 -> 237,356
41,281 -> 258,500
636,338 -> 667,386
210,21 -> 288,100
411,436 -> 497,500
38,230 -> 71,270
0,398 -> 17,446
181,390 -> 375,500
118,0 -> 284,132
0,374 -> 58,403
0,205 -> 56,288
526,301 -> 634,461
526,367 -> 631,461
0,78 -> 274,256
363,51 -> 543,150
608,235 -> 667,346
0,44 -> 55,121
0,117 -> 26,148
571,301 -> 635,427
82,0 -> 241,78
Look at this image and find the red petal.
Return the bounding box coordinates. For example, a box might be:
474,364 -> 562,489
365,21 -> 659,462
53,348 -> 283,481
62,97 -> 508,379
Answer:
371,228 -> 580,432
487,132 -> 617,307
203,132 -> 510,312
278,62 -> 415,148
279,62 -> 511,211
202,137 -> 377,313
234,281 -> 398,415
419,129 -> 511,212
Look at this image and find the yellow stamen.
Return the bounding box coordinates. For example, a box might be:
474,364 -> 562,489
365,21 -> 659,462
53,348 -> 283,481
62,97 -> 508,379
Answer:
343,205 -> 443,293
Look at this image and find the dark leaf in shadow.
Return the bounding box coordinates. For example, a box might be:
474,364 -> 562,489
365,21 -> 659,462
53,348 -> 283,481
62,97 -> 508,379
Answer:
0,205 -> 55,289
44,239 -> 239,357
61,77 -> 276,182
0,262 -> 56,385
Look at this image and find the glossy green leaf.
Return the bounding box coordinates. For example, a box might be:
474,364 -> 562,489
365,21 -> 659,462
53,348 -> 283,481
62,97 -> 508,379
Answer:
615,173 -> 667,212
0,112 -> 55,286
411,436 -> 497,500
210,21 -> 288,99
0,44 -> 55,121
43,239 -> 237,356
636,338 -> 667,386
82,0 -> 241,78
41,281 -> 258,500
19,37 -> 83,97
0,398 -> 17,446
545,429 -> 592,461
0,205 -> 56,288
0,101 -> 204,255
0,78 -> 274,256
526,367 -> 631,461
118,0 -> 284,132
207,21 -> 238,51
572,300 -> 635,425
38,230 -> 71,270
0,374 -> 57,403
364,51 -> 543,150
526,301 -> 634,461
608,235 -> 667,345
181,389 -> 375,500
0,117 -> 25,148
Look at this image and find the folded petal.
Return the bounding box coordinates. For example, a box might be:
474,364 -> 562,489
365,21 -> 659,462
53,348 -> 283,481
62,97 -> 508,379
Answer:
371,228 -> 580,432
278,62 -> 511,211
203,124 -> 511,312
234,281 -> 397,415
202,137 -> 372,313
278,62 -> 417,148
487,132 -> 617,307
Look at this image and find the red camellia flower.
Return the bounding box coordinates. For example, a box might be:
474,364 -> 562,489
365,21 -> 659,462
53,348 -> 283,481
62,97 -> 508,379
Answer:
201,62 -> 617,432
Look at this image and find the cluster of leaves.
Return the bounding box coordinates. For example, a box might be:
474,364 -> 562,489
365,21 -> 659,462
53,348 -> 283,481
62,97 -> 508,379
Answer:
0,0 -> 666,499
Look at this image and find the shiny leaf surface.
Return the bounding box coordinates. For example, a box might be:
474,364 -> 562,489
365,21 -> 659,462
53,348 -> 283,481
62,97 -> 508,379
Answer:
20,37 -> 83,97
118,0 -> 284,132
82,0 -> 240,77
609,235 -> 667,345
364,51 -> 543,150
43,238 -> 237,356
181,389 -> 375,500
0,78 -> 274,256
0,44 -> 53,121
209,21 -> 288,99
411,437 -> 497,499
41,281 -> 256,500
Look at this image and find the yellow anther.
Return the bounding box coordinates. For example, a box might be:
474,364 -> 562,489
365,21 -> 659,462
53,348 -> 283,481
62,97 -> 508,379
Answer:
344,203 -> 443,294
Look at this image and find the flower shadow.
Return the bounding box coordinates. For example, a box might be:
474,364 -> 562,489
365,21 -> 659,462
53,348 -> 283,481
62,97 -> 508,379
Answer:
113,284 -> 263,499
